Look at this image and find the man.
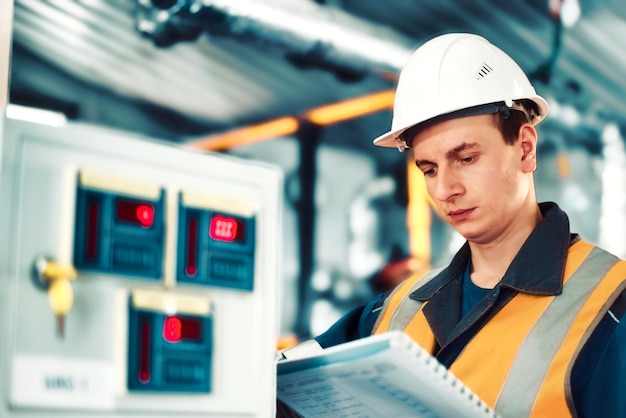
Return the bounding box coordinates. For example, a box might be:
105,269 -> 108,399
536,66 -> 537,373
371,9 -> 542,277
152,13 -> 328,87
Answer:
282,33 -> 626,417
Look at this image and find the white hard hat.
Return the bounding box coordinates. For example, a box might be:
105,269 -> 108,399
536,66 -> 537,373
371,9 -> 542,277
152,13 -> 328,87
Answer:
373,33 -> 549,151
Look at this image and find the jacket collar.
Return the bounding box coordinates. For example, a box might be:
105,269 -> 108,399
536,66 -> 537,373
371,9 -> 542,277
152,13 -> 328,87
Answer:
411,202 -> 572,301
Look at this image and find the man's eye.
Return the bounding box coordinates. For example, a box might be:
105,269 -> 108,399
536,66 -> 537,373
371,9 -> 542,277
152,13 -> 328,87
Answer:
423,167 -> 436,176
461,156 -> 475,163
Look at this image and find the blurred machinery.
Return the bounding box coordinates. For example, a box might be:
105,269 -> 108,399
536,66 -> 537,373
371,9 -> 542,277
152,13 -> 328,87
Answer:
0,113 -> 283,417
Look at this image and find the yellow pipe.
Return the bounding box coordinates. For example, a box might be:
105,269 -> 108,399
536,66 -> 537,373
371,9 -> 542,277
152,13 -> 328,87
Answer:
188,116 -> 300,151
187,90 -> 395,151
302,90 -> 395,126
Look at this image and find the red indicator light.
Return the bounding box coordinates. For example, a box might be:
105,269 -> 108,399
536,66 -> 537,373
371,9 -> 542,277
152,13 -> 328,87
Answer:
209,215 -> 241,242
136,204 -> 154,228
116,199 -> 154,228
163,316 -> 202,343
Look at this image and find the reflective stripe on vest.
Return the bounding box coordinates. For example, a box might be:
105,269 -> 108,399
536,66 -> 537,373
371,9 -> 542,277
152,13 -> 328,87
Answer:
520,247 -> 626,417
372,265 -> 444,352
373,240 -> 626,417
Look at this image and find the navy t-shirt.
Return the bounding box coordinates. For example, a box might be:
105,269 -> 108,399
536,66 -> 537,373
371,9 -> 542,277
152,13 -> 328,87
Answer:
459,261 -> 490,317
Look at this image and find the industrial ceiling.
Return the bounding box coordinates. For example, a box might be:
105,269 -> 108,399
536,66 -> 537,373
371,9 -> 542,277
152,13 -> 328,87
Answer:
8,0 -> 626,172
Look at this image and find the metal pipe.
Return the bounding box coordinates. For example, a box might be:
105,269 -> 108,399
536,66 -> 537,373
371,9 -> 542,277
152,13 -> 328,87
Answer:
135,0 -> 414,79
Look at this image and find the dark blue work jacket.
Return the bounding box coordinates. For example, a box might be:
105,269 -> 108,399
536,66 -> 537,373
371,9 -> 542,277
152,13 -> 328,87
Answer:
316,202 -> 626,417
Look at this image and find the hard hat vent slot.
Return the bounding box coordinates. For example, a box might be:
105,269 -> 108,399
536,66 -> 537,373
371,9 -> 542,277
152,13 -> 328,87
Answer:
475,62 -> 494,80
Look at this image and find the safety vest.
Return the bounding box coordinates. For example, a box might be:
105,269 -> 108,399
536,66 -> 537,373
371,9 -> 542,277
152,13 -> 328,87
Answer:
373,239 -> 626,417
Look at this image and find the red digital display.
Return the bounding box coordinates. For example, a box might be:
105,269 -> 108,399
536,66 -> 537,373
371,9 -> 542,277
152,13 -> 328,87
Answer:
209,215 -> 242,242
163,316 -> 202,343
116,199 -> 154,228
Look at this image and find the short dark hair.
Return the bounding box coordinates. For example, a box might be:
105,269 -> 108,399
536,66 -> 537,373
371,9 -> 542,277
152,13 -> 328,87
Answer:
496,99 -> 539,145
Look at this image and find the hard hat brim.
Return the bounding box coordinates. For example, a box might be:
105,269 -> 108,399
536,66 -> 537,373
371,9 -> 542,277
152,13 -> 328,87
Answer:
373,94 -> 549,150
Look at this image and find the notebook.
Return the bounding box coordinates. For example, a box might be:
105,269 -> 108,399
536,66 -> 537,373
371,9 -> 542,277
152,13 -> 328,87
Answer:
276,331 -> 498,417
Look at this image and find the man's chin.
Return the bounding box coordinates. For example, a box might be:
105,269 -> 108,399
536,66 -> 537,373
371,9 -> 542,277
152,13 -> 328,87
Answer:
455,228 -> 485,244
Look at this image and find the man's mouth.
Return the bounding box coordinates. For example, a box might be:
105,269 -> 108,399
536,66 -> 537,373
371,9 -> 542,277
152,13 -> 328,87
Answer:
448,208 -> 475,221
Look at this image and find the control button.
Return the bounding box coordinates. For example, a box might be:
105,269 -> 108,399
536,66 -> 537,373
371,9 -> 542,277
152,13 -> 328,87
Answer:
164,361 -> 207,384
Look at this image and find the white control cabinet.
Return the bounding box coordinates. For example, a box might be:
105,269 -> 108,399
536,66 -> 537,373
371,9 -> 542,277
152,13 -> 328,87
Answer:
0,116 -> 283,417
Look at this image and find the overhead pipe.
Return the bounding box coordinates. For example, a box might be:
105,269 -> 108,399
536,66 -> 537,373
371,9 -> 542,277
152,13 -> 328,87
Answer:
134,0 -> 414,81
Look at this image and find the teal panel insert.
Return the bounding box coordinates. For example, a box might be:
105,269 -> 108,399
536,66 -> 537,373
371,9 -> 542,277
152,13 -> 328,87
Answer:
73,184 -> 165,279
127,301 -> 213,393
177,196 -> 255,290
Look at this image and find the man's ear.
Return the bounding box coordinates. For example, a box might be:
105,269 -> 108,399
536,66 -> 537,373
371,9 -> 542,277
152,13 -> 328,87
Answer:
519,124 -> 538,173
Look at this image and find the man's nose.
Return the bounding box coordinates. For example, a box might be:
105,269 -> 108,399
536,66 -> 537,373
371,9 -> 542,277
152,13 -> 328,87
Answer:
432,168 -> 463,202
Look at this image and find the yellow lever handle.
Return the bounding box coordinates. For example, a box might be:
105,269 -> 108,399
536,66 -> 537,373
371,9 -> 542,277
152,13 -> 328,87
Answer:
33,256 -> 79,337
35,256 -> 77,282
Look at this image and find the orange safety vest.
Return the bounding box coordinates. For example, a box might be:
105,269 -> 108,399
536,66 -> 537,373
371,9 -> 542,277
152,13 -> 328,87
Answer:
373,239 -> 626,417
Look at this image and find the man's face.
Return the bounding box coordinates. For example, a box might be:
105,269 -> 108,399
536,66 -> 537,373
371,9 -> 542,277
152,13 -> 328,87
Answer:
411,114 -> 536,245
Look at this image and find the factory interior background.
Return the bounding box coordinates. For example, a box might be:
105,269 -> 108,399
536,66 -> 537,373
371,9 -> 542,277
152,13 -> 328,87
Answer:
5,0 -> 626,344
